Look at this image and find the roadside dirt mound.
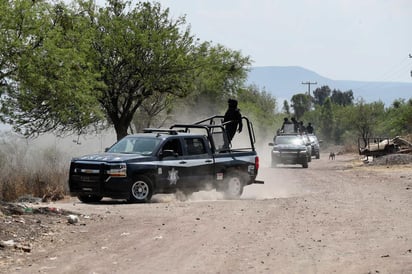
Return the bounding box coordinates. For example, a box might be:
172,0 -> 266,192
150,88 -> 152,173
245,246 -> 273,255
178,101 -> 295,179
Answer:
368,153 -> 412,165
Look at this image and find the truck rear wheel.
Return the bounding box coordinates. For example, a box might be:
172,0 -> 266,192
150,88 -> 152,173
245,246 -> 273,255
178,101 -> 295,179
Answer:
77,194 -> 103,203
128,176 -> 153,203
223,172 -> 244,199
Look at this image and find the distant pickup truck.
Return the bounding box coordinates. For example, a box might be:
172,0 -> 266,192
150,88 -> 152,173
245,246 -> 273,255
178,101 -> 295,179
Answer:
68,116 -> 263,203
269,133 -> 310,168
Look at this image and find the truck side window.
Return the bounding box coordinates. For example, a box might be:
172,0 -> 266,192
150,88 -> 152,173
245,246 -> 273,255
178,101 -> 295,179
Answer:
162,139 -> 183,156
184,138 -> 206,155
211,130 -> 226,152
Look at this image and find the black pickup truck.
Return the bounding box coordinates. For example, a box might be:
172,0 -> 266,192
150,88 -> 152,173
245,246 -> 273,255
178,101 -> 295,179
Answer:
68,116 -> 263,203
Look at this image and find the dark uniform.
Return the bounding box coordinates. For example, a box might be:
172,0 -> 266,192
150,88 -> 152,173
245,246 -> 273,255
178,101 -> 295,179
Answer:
224,99 -> 243,143
299,121 -> 306,133
291,117 -> 298,133
281,117 -> 292,131
306,123 -> 314,134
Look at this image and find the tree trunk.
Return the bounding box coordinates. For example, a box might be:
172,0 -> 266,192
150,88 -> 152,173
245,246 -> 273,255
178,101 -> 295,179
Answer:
114,123 -> 129,141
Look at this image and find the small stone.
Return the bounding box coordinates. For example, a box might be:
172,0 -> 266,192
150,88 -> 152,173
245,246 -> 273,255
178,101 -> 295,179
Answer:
67,215 -> 79,224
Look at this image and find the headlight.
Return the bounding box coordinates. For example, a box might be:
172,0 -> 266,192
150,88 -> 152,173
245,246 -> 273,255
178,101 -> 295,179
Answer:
299,150 -> 307,154
107,163 -> 127,177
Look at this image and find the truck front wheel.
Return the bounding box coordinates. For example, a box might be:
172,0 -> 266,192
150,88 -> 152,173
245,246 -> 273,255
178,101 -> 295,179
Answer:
128,176 -> 153,203
302,159 -> 309,168
223,173 -> 244,199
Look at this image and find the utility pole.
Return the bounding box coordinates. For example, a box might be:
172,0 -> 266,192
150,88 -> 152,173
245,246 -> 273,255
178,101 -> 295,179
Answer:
409,53 -> 412,78
302,81 -> 317,96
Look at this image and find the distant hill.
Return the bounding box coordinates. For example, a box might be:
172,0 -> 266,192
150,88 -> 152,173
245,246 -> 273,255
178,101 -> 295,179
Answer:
247,66 -> 412,106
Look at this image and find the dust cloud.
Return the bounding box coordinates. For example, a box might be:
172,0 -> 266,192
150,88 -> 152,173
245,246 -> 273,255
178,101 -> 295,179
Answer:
0,110 -> 303,202
152,190 -> 225,204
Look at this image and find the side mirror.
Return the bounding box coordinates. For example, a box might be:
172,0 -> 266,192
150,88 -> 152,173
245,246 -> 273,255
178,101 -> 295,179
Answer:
104,147 -> 110,152
268,142 -> 274,146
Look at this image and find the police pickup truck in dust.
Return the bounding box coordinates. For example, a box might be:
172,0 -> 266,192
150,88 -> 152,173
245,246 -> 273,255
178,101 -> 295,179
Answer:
69,116 -> 263,203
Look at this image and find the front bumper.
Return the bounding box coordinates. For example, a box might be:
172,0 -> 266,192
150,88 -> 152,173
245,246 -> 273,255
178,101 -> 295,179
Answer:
272,151 -> 307,165
69,175 -> 132,199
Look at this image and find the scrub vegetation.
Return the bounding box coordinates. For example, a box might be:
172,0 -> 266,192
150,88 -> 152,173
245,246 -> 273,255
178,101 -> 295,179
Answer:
0,133 -> 68,202
0,1 -> 411,201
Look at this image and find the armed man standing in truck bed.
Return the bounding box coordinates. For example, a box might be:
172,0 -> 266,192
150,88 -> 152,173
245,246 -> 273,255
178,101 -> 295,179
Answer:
223,99 -> 243,143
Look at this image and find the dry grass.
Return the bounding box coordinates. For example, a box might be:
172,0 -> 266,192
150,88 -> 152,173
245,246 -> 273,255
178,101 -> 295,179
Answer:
0,133 -> 68,202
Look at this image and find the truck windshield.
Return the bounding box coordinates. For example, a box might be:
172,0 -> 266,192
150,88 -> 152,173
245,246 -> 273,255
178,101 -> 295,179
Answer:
107,137 -> 161,155
275,136 -> 304,145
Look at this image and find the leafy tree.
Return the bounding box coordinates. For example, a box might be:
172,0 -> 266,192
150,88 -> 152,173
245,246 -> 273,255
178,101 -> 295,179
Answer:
131,93 -> 175,133
332,104 -> 355,144
290,93 -> 311,120
0,0 -> 50,94
312,85 -> 331,106
380,98 -> 412,136
319,97 -> 334,142
392,99 -> 403,109
86,0 -> 203,140
1,0 -> 251,141
237,86 -> 277,139
0,0 -> 102,137
350,100 -> 385,147
301,108 -> 320,132
191,42 -> 251,101
331,89 -> 354,106
158,42 -> 251,124
282,100 -> 290,115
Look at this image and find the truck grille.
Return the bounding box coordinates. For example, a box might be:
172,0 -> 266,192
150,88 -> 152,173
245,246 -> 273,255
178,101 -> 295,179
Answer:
69,161 -> 108,192
278,149 -> 302,153
71,175 -> 101,183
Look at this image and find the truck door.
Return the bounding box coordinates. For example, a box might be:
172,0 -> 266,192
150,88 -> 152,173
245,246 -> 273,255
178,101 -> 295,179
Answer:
179,137 -> 214,190
156,138 -> 185,191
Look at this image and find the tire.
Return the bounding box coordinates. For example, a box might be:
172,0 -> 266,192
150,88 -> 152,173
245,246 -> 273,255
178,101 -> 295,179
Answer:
302,159 -> 309,168
77,194 -> 103,203
316,152 -> 320,159
128,176 -> 153,203
223,172 -> 244,199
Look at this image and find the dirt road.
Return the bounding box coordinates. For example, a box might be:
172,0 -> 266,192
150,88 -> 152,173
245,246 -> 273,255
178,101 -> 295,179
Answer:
2,153 -> 412,273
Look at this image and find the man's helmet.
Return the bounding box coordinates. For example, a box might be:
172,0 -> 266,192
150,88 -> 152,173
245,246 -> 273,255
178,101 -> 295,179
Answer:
228,99 -> 238,108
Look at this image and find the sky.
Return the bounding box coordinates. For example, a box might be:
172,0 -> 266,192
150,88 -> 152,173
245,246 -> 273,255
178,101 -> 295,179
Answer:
132,0 -> 412,83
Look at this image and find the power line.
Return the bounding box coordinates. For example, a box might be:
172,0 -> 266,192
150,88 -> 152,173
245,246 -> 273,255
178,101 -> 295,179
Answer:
348,55 -> 411,93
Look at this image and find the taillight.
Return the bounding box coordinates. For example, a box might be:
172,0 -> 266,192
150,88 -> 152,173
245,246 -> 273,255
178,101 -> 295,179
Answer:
255,156 -> 259,171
